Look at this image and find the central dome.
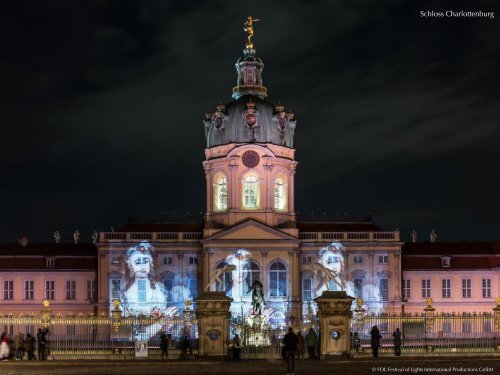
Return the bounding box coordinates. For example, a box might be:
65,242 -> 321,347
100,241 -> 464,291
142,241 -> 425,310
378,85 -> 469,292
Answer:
203,95 -> 296,148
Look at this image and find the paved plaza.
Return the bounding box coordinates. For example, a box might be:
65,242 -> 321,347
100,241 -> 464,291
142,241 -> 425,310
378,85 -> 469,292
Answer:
0,357 -> 499,375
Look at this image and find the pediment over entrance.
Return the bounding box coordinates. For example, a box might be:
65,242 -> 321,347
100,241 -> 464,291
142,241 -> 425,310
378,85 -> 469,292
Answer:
204,219 -> 298,242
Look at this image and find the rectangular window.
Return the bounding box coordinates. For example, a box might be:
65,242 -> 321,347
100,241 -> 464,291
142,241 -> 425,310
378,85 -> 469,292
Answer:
111,280 -> 121,300
402,279 -> 411,299
442,322 -> 452,333
302,278 -> 312,301
353,256 -> 363,264
463,322 -> 472,333
353,279 -> 363,298
462,279 -> 471,298
163,256 -> 173,265
483,321 -> 492,333
189,257 -> 198,265
378,255 -> 388,264
421,279 -> 431,298
3,281 -> 13,300
87,280 -> 96,300
442,279 -> 451,298
45,281 -> 55,300
24,281 -> 34,300
66,280 -> 76,300
138,279 -> 146,303
46,257 -> 55,268
189,278 -> 198,298
302,256 -> 312,264
482,279 -> 491,298
379,279 -> 388,301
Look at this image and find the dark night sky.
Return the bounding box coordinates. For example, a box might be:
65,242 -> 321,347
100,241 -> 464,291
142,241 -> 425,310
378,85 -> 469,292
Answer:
2,0 -> 499,243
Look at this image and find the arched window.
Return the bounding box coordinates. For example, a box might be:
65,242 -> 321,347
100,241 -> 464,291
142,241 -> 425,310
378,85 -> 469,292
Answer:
242,174 -> 259,209
270,261 -> 287,297
274,177 -> 287,211
242,261 -> 260,296
213,173 -> 227,211
216,262 -> 233,297
160,271 -> 175,304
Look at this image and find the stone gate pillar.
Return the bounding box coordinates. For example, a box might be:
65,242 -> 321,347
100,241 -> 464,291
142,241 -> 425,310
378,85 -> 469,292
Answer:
314,291 -> 354,359
195,292 -> 233,359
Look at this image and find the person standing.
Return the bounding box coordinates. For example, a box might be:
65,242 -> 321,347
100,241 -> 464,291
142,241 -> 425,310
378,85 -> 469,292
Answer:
283,327 -> 298,375
14,332 -> 24,360
24,333 -> 36,360
393,328 -> 402,357
370,325 -> 382,358
232,334 -> 241,361
352,332 -> 361,353
296,331 -> 304,359
36,328 -> 48,360
305,327 -> 317,360
159,331 -> 169,361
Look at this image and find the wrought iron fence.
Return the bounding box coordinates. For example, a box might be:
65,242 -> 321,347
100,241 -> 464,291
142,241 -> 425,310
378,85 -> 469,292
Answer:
350,312 -> 500,354
0,314 -> 198,358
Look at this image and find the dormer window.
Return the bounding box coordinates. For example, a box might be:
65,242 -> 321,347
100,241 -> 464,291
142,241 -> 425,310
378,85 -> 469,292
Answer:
441,256 -> 452,268
46,257 -> 55,268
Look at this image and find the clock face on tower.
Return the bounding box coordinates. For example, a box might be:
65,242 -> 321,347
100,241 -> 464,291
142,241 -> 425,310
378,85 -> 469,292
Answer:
242,150 -> 260,168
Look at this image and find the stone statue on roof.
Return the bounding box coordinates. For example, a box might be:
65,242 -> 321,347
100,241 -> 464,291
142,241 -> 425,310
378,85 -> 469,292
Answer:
430,230 -> 437,243
411,230 -> 417,243
73,229 -> 80,244
53,230 -> 61,244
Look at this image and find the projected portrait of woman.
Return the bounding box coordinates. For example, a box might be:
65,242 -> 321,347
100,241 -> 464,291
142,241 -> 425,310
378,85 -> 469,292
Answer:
120,242 -> 167,317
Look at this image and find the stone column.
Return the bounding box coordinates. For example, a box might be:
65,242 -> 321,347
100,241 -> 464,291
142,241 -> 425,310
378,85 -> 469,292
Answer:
314,291 -> 354,359
195,292 -> 233,359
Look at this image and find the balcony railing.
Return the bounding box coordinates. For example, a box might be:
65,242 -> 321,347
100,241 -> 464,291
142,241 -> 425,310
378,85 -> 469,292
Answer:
298,231 -> 400,242
100,232 -> 203,242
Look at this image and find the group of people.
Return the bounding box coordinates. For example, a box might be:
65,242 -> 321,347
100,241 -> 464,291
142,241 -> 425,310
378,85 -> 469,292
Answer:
282,327 -> 318,375
0,328 -> 48,361
368,325 -> 402,358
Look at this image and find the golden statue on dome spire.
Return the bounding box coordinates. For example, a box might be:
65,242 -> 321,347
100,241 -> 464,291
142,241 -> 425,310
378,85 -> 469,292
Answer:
243,16 -> 260,49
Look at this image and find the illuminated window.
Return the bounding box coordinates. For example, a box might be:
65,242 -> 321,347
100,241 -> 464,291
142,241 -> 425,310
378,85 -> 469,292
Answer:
138,280 -> 146,302
462,279 -> 471,298
216,262 -> 233,296
442,279 -> 451,298
213,173 -> 228,211
163,256 -> 173,265
161,272 -> 175,304
274,177 -> 287,211
87,280 -> 96,300
353,256 -> 363,264
24,281 -> 34,300
302,256 -> 312,264
242,174 -> 259,209
66,280 -> 76,300
188,277 -> 198,299
3,281 -> 13,300
243,261 -> 260,296
482,279 -> 491,298
302,278 -> 312,301
379,279 -> 388,301
353,279 -> 363,298
463,321 -> 472,333
45,281 -> 55,300
484,321 -> 492,333
421,279 -> 431,298
111,280 -> 121,300
402,279 -> 411,299
270,261 -> 287,297
442,322 -> 452,333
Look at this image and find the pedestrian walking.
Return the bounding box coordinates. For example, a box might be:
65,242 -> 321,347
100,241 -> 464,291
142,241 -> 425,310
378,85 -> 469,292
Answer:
393,328 -> 402,357
24,333 -> 36,360
0,332 -> 9,361
370,325 -> 382,358
14,332 -> 24,360
232,334 -> 241,361
283,327 -> 298,375
296,331 -> 304,359
305,327 -> 317,360
159,331 -> 169,361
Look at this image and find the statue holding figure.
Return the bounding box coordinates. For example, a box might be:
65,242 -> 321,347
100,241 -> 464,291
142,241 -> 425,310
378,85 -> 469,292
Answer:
248,279 -> 265,315
205,264 -> 237,291
243,16 -> 260,49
